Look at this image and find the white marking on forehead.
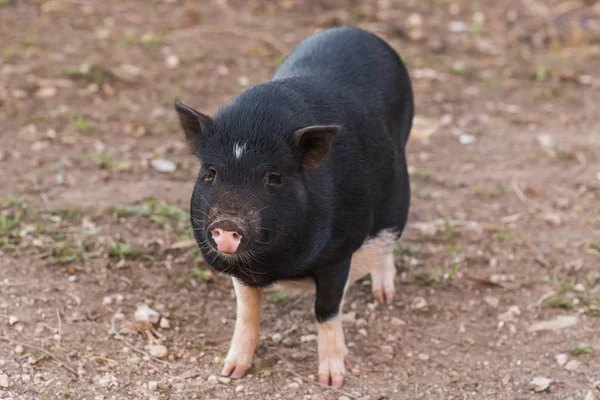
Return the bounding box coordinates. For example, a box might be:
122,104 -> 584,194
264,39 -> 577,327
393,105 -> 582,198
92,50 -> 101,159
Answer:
234,142 -> 247,159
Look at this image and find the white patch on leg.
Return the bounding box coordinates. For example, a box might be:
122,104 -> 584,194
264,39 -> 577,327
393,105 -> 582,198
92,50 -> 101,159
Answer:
318,315 -> 348,388
274,230 -> 398,301
222,277 -> 262,379
370,252 -> 396,303
349,229 -> 398,303
233,142 -> 247,159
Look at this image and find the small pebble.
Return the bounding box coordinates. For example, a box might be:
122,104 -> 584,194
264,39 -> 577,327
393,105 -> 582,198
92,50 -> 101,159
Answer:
271,333 -> 283,343
498,305 -> 520,322
235,385 -> 245,393
586,392 -> 596,400
536,133 -> 554,150
35,86 -> 57,98
135,304 -> 160,324
593,380 -> 600,390
573,283 -> 585,292
406,13 -> 423,28
286,382 -> 300,390
358,329 -> 368,337
418,353 -> 429,361
148,381 -> 158,391
541,213 -> 561,226
448,21 -> 467,32
207,375 -> 218,384
529,376 -> 552,392
484,296 -> 499,308
148,345 -> 168,359
459,134 -> 476,145
237,76 -> 250,87
165,54 -> 180,68
380,345 -> 394,354
217,65 -> 229,76
556,353 -> 568,366
14,345 -> 24,354
0,374 -> 8,388
98,374 -> 117,388
218,377 -> 231,384
8,315 -> 19,326
411,297 -> 427,310
564,360 -> 580,372
391,317 -> 405,326
151,158 -> 177,173
159,318 -> 170,329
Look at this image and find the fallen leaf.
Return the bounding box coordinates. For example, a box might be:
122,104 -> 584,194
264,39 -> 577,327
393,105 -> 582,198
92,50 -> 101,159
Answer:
528,315 -> 578,332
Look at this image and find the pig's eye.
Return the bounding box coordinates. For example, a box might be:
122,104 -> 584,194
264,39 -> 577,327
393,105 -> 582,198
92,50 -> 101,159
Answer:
265,172 -> 282,187
204,167 -> 217,183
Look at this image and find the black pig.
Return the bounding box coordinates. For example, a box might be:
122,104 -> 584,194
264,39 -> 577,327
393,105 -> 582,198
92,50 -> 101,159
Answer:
175,26 -> 413,388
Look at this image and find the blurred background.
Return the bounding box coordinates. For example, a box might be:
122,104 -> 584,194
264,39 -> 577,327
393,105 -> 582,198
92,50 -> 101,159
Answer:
0,1 -> 599,399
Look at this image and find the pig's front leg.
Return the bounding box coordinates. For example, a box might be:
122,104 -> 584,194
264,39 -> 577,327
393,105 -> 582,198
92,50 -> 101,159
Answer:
314,259 -> 351,388
222,277 -> 262,379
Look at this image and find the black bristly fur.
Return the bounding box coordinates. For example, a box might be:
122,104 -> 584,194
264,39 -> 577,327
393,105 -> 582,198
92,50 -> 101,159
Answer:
176,26 -> 413,322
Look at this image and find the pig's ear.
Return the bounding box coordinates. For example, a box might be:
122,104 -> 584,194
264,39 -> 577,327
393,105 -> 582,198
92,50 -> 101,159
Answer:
174,99 -> 213,155
293,125 -> 340,170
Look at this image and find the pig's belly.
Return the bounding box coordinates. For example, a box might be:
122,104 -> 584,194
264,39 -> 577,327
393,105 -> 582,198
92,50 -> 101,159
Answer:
274,229 -> 398,294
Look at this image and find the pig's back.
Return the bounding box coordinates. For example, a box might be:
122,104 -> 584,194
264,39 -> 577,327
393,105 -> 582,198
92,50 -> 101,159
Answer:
273,26 -> 413,148
266,27 -> 413,251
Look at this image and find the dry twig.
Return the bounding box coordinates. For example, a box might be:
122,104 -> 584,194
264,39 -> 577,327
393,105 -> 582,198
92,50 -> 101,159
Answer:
56,309 -> 62,345
510,179 -> 560,215
0,335 -> 78,377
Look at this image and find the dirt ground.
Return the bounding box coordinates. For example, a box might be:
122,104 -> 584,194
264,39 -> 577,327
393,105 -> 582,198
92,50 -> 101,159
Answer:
1,0 -> 600,399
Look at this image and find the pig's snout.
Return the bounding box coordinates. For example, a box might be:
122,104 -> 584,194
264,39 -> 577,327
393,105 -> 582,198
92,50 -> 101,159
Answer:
207,219 -> 248,254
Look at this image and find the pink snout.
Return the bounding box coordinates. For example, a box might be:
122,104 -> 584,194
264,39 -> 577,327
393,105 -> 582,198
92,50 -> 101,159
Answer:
207,219 -> 248,254
211,228 -> 242,253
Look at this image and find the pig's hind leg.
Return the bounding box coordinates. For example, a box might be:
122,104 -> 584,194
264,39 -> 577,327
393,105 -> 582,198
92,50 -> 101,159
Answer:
350,229 -> 398,304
